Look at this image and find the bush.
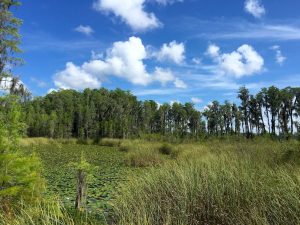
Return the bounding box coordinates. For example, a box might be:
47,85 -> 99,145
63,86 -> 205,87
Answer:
98,138 -> 121,147
0,96 -> 44,211
280,145 -> 300,165
77,138 -> 94,145
118,143 -> 130,152
158,143 -> 174,155
114,154 -> 300,225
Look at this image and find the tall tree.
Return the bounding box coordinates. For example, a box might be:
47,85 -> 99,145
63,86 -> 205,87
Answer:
267,86 -> 281,135
0,0 -> 27,96
238,87 -> 250,137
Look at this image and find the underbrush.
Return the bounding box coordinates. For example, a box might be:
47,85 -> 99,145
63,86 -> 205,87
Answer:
98,138 -> 121,147
114,153 -> 300,225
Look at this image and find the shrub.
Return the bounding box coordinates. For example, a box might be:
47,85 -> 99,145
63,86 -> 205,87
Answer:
158,143 -> 174,155
280,145 -> 300,165
77,138 -> 94,145
114,154 -> 300,225
118,143 -> 130,152
98,138 -> 121,147
0,96 -> 44,211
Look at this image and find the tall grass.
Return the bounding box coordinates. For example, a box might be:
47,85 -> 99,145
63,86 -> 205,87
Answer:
0,197 -> 102,225
114,151 -> 300,225
0,198 -> 74,225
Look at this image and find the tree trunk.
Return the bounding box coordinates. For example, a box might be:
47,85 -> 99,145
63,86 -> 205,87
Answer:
290,109 -> 294,134
266,108 -> 271,133
75,170 -> 87,212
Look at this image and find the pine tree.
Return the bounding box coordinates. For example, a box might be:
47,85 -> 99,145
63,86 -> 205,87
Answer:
0,96 -> 43,212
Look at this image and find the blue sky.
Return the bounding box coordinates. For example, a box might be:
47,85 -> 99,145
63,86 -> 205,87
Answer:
13,0 -> 300,108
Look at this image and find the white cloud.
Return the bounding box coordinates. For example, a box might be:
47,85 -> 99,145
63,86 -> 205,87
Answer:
206,44 -> 264,78
271,45 -> 286,65
244,0 -> 266,18
54,37 -> 183,89
153,67 -> 175,85
54,62 -> 101,89
75,25 -> 94,36
174,78 -> 187,89
206,44 -> 220,58
192,57 -> 202,65
187,19 -> 300,41
0,77 -> 26,92
191,97 -> 203,104
93,0 -> 160,31
156,41 -> 185,64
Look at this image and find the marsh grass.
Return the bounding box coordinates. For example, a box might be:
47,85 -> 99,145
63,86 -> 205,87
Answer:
114,140 -> 300,225
20,138 -> 78,147
124,147 -> 163,167
15,138 -> 300,225
98,138 -> 121,147
0,197 -> 97,225
121,140 -> 182,167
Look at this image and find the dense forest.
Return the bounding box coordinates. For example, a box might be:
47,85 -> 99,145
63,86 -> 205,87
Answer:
22,86 -> 300,140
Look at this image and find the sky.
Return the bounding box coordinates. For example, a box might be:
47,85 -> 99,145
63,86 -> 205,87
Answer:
12,0 -> 300,109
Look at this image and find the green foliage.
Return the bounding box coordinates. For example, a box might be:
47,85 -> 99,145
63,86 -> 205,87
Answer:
0,1 -> 30,98
0,0 -> 23,74
118,142 -> 130,152
158,143 -> 174,155
69,153 -> 99,183
0,96 -> 43,211
99,138 -> 121,147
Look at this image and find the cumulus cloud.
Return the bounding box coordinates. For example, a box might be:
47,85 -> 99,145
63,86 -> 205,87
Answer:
244,0 -> 266,18
54,62 -> 102,89
206,44 -> 220,58
271,45 -> 286,65
93,0 -> 161,31
156,41 -> 185,64
191,97 -> 203,104
54,37 -> 184,89
75,25 -> 94,36
206,44 -> 264,78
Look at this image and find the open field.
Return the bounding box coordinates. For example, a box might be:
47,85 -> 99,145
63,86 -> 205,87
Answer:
17,137 -> 300,225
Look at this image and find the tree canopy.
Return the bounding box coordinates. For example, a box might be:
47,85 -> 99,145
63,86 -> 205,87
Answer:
22,86 -> 300,140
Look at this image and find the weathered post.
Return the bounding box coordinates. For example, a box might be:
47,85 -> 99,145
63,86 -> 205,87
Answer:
75,168 -> 87,211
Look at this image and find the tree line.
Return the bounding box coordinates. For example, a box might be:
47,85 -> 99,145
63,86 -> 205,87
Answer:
22,86 -> 300,140
204,86 -> 300,137
23,88 -> 204,139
